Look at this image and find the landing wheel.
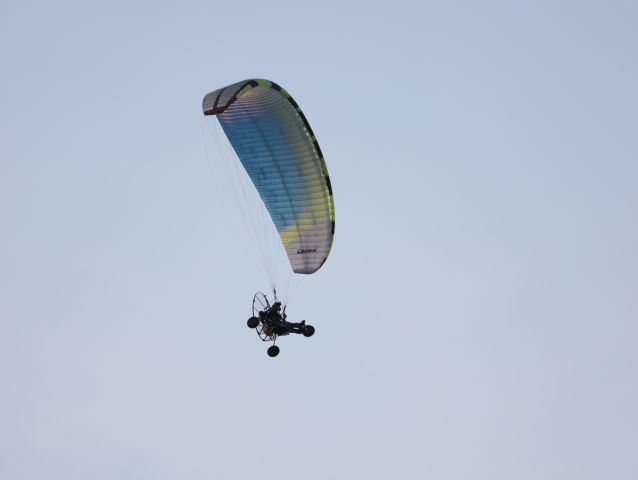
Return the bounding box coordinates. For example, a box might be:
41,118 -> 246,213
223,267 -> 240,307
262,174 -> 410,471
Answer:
302,325 -> 315,337
247,317 -> 259,328
267,345 -> 280,357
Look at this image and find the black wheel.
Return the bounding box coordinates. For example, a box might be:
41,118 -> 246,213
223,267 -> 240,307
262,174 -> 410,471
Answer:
302,325 -> 315,337
267,345 -> 280,357
247,316 -> 259,329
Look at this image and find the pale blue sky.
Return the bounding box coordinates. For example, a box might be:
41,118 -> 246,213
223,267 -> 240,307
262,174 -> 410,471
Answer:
1,1 -> 637,479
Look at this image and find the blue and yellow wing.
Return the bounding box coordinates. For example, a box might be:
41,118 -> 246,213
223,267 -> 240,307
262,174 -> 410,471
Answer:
203,79 -> 335,274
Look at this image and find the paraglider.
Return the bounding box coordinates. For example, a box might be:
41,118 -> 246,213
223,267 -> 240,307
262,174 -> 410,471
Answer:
202,79 -> 334,357
247,292 -> 315,357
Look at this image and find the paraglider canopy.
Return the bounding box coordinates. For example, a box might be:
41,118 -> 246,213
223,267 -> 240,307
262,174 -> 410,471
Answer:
203,79 -> 335,274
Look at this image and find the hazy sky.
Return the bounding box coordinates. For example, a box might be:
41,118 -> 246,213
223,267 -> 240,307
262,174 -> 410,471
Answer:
1,1 -> 637,479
